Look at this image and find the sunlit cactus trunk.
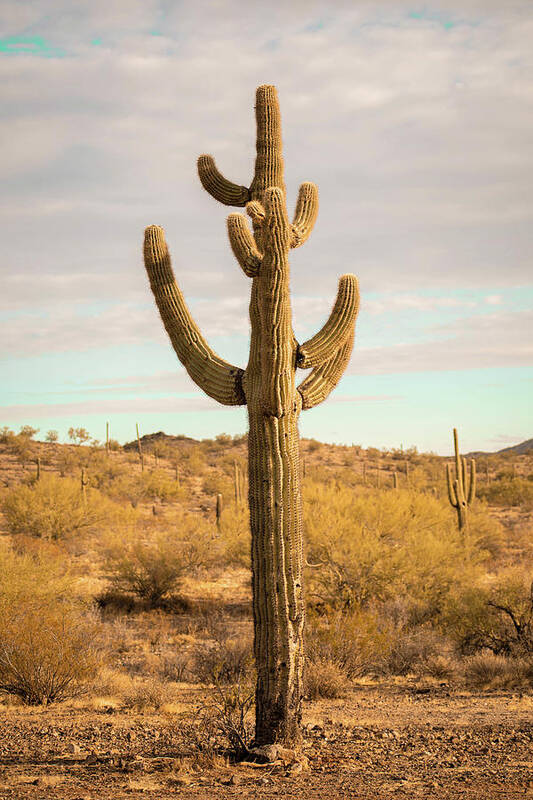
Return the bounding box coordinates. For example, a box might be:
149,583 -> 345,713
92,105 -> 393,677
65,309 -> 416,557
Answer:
142,85 -> 360,745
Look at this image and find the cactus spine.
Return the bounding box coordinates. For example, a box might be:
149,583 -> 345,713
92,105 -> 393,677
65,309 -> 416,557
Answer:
142,85 -> 359,746
446,427 -> 476,531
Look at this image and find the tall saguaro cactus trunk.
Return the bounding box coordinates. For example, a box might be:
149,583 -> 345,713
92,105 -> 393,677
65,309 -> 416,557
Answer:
143,86 -> 360,746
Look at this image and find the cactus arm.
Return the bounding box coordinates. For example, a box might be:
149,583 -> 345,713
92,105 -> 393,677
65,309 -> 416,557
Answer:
143,225 -> 245,406
297,326 -> 355,410
467,459 -> 476,504
446,463 -> 458,507
297,275 -> 359,369
453,427 -> 462,487
197,155 -> 250,207
227,214 -> 261,277
246,200 -> 266,226
461,455 -> 468,498
290,182 -> 319,248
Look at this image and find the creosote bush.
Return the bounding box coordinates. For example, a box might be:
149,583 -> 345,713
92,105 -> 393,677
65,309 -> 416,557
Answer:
304,658 -> 347,699
102,514 -> 215,607
0,545 -> 101,705
304,483 -> 493,617
2,474 -> 134,540
478,477 -> 533,510
441,568 -> 533,656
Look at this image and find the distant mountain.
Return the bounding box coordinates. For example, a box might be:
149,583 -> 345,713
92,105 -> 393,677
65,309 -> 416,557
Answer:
467,438 -> 533,458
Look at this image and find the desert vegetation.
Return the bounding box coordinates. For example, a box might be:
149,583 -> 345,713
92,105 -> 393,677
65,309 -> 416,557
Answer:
0,429 -> 531,706
0,427 -> 532,795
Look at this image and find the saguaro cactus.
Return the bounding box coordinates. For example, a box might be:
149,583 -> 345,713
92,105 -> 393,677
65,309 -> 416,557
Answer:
142,85 -> 359,745
446,427 -> 476,531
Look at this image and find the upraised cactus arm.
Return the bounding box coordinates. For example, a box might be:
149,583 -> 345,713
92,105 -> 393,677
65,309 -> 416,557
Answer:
143,225 -> 245,406
297,275 -> 359,368
297,329 -> 355,410
290,182 -> 319,248
227,214 -> 261,277
197,155 -> 250,206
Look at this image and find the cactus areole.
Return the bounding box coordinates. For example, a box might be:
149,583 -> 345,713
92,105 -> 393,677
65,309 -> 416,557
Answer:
143,86 -> 360,745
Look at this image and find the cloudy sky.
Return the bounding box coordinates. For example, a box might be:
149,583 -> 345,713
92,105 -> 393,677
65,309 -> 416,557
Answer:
1,0 -> 531,454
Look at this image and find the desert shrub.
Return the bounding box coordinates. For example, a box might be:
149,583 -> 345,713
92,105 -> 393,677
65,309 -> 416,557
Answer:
442,569 -> 533,656
202,471 -> 233,498
159,652 -> 191,683
422,654 -> 456,681
216,504 -> 250,568
182,448 -> 207,475
183,683 -> 254,760
191,634 -> 253,685
45,430 -> 59,443
102,516 -> 213,607
305,658 -> 347,699
139,469 -> 183,502
0,546 -> 101,704
68,427 -> 90,445
56,448 -> 81,476
304,484 -> 487,618
478,477 -> 533,509
306,606 -> 443,678
0,426 -> 15,444
121,676 -> 174,710
19,425 -> 39,439
6,433 -> 37,464
2,474 -> 134,540
462,653 -> 533,689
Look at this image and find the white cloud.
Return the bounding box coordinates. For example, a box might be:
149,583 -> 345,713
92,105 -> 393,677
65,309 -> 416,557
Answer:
0,0 -> 531,303
349,309 -> 533,374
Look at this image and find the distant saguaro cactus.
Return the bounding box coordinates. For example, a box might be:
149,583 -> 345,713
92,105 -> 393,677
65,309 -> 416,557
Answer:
446,427 -> 476,531
142,85 -> 360,746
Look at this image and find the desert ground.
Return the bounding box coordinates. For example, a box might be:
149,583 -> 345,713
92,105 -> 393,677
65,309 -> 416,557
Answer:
0,429 -> 532,799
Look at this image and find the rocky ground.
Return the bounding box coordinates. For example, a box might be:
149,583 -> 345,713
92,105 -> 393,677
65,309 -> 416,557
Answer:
1,684 -> 531,799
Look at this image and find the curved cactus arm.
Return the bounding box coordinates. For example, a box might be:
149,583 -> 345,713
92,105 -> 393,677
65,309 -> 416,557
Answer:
297,275 -> 359,369
227,214 -> 261,277
297,326 -> 355,410
143,225 -> 245,406
197,155 -> 250,207
246,200 -> 266,226
467,459 -> 476,504
290,182 -> 318,248
446,463 -> 458,507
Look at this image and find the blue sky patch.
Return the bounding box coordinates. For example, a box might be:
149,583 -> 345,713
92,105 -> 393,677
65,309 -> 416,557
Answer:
0,35 -> 65,57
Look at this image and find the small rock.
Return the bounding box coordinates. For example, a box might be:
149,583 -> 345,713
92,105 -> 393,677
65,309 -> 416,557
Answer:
224,774 -> 242,786
67,742 -> 81,754
126,756 -> 146,772
248,744 -> 279,763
